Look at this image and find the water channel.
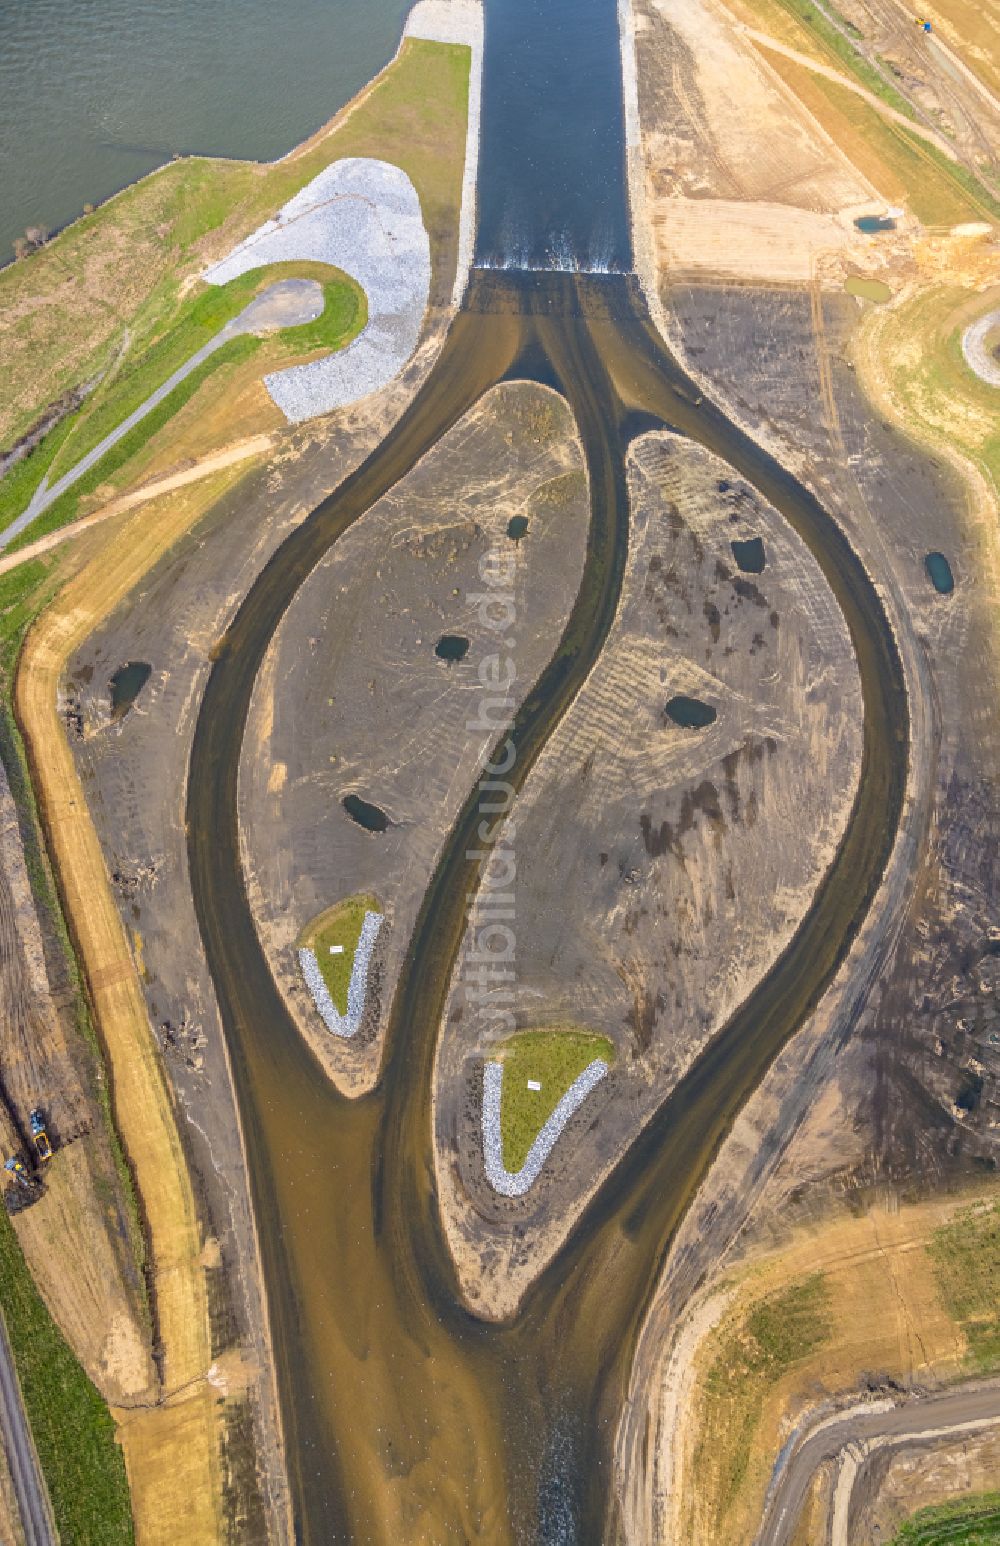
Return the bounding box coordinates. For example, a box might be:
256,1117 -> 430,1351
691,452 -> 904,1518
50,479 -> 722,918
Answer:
184,2 -> 908,1540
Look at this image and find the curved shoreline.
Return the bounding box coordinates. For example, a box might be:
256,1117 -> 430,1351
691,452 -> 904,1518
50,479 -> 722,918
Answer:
184,267 -> 908,1543
961,309 -> 1000,387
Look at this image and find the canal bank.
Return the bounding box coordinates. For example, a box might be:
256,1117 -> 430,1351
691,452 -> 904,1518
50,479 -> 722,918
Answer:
186,264 -> 907,1543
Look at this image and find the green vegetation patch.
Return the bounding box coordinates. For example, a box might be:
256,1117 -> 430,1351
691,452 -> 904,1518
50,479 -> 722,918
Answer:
774,0 -> 916,117
893,1490 -> 1000,1544
0,1209 -> 134,1543
1,36 -> 469,453
495,1029 -> 615,1172
4,263 -> 366,549
928,1199 -> 1000,1368
299,894 -> 379,1016
698,1273 -> 832,1516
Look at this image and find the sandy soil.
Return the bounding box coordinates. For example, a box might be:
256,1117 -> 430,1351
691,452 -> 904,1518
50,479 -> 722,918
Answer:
239,381 -> 590,1097
632,0 -> 893,285
0,435 -> 273,580
434,428 -> 863,1318
656,1190 -> 984,1546
15,474 -> 248,1540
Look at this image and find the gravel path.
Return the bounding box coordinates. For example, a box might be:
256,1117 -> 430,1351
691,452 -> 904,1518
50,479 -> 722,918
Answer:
482,1058 -> 609,1196
961,309 -> 1000,387
204,158 -> 431,421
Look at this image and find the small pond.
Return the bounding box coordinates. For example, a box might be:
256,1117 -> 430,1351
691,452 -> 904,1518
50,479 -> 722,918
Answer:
342,794 -> 390,833
507,515 -> 529,542
665,695 -> 717,729
730,536 -> 766,575
854,215 -> 896,234
435,634 -> 470,662
924,551 -> 955,595
844,275 -> 892,304
109,661 -> 152,722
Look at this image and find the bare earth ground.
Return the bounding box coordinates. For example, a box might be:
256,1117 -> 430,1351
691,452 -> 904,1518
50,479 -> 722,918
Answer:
433,429 -> 862,1317
240,382 -> 589,1096
611,0 -> 1000,1526
60,285 -> 474,1535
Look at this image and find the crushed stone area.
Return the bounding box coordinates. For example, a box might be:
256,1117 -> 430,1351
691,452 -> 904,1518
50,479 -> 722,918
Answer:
481,1059 -> 610,1197
298,910 -> 383,1038
961,309 -> 1000,387
204,158 -> 431,420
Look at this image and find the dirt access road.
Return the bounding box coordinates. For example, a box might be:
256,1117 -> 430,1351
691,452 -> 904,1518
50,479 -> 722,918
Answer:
758,1382 -> 1000,1545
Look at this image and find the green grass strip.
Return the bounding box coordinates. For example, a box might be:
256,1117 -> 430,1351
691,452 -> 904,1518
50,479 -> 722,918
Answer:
775,0 -> 917,118
0,1210 -> 133,1544
497,1029 -> 615,1172
300,894 -> 379,1017
893,1490 -> 1000,1543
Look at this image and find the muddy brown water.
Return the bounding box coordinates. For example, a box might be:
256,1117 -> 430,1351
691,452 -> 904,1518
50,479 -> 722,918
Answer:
186,269 -> 907,1544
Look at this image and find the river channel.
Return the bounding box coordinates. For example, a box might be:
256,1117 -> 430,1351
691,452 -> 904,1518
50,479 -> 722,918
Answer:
185,3 -> 908,1542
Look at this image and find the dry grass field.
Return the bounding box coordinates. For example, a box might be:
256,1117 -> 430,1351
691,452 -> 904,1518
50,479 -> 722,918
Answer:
672,1193 -> 987,1546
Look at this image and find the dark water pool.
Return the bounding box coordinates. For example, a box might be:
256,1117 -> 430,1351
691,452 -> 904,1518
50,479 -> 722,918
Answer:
854,215 -> 896,233
665,695 -> 717,729
435,634 -> 470,662
925,551 -> 954,594
109,660 -> 151,721
342,794 -> 390,832
507,515 -> 529,542
730,536 -> 766,574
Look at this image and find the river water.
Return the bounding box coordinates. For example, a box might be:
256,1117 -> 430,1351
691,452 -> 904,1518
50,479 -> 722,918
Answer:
0,0 -> 409,263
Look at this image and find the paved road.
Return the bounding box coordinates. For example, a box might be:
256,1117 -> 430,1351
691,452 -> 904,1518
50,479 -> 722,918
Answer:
0,1305 -> 56,1546
2,277 -> 323,554
758,1383 -> 1000,1546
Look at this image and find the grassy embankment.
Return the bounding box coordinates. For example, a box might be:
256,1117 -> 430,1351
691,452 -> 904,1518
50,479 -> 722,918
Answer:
495,1030 -> 615,1171
299,893 -> 380,1015
696,1275 -> 831,1522
892,1492 -> 1000,1543
0,34 -> 470,542
0,1209 -> 132,1544
677,1190 -> 1000,1545
4,263 -> 366,551
0,554 -> 138,1543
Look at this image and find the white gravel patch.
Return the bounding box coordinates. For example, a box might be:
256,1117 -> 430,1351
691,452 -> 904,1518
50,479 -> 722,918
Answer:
405,0 -> 483,306
962,309 -> 1000,387
298,910 -> 384,1037
482,1057 -> 609,1196
204,158 -> 431,421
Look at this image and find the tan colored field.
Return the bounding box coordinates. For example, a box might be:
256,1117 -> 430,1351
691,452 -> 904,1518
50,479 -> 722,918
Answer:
764,53 -> 990,225
918,0 -> 1000,101
639,0 -> 871,207
668,1193 -> 983,1546
12,1147 -> 155,1405
13,467 -> 253,1541
653,198 -> 866,281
